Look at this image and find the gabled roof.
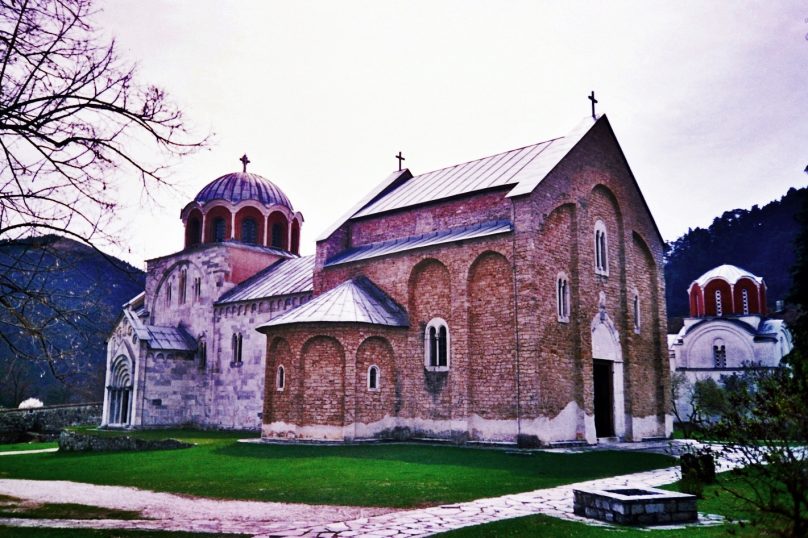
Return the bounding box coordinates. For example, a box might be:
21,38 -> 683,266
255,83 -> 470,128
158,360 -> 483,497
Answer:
352,139 -> 560,218
691,264 -> 764,289
325,220 -> 512,267
257,276 -> 408,329
217,255 -> 314,304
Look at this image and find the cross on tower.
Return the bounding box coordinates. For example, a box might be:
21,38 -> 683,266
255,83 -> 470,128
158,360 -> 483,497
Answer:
588,91 -> 598,120
395,151 -> 405,171
240,154 -> 250,173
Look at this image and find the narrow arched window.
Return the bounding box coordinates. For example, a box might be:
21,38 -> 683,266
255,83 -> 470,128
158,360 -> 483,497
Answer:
213,218 -> 226,242
556,272 -> 569,322
715,290 -> 723,317
424,318 -> 450,371
742,289 -> 749,315
713,338 -> 726,368
368,365 -> 380,391
594,220 -> 608,275
277,365 -> 285,391
179,269 -> 187,305
237,333 -> 243,364
193,277 -> 201,300
272,223 -> 284,247
242,218 -> 257,244
632,291 -> 641,333
165,279 -> 172,306
197,338 -> 207,370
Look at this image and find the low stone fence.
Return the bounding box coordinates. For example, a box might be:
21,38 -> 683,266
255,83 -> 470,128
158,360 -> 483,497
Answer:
58,430 -> 193,452
0,403 -> 102,443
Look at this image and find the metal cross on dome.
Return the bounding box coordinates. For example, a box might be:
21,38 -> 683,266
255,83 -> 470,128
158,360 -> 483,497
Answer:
240,154 -> 250,173
588,91 -> 598,120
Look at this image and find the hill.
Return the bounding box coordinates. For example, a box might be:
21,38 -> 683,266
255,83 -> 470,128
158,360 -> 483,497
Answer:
664,186 -> 808,318
0,235 -> 145,407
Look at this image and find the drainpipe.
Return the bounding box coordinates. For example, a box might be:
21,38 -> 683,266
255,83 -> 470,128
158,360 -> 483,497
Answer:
510,200 -> 522,442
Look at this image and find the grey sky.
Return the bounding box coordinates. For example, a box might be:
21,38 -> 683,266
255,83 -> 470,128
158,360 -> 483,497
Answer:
95,1 -> 808,266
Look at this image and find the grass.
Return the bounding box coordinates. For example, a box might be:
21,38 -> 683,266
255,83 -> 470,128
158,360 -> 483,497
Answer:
0,494 -> 142,520
437,473 -> 766,537
0,428 -> 675,508
0,441 -> 58,452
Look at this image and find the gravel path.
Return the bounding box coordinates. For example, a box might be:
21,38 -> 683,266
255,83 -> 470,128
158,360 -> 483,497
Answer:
0,479 -> 393,535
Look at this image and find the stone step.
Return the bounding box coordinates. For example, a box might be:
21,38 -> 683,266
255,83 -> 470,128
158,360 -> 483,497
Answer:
597,436 -> 620,444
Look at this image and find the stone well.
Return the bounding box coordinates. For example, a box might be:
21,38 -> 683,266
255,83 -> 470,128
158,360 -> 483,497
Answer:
573,486 -> 697,525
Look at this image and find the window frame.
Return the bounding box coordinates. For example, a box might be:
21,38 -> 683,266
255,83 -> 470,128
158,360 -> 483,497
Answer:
632,289 -> 641,333
556,272 -> 570,323
424,317 -> 450,372
594,220 -> 609,276
276,365 -> 285,391
367,364 -> 380,391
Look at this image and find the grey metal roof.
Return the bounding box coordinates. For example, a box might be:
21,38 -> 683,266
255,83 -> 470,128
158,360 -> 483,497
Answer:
258,276 -> 408,329
144,325 -> 197,352
217,255 -> 314,304
506,116 -> 598,198
353,140 -> 558,218
325,220 -> 512,267
194,172 -> 293,210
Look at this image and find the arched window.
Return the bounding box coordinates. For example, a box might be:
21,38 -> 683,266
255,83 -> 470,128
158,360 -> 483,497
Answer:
368,365 -> 380,391
271,222 -> 284,247
713,338 -> 726,368
276,365 -> 285,391
715,289 -> 723,317
556,272 -> 570,322
424,318 -> 450,370
193,277 -> 202,300
187,217 -> 201,247
213,218 -> 226,242
197,337 -> 207,370
231,333 -> 243,366
742,289 -> 749,315
241,218 -> 258,244
179,269 -> 187,305
632,291 -> 641,333
165,279 -> 172,306
594,220 -> 608,275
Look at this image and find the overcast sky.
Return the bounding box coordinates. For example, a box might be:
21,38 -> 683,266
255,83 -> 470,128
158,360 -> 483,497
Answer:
95,1 -> 807,267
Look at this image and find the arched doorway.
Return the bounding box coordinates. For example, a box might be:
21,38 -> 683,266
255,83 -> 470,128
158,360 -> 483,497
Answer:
590,297 -> 625,439
107,355 -> 134,426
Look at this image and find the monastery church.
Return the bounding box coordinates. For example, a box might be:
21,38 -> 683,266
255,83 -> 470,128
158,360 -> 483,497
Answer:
103,113 -> 673,445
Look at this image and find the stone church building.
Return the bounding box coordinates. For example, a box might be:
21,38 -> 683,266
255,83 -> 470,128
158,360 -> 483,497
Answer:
103,114 -> 672,445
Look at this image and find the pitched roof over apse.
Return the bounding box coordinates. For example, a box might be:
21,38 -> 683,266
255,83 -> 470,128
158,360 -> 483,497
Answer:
217,255 -> 315,304
325,220 -> 513,267
257,277 -> 408,329
143,325 -> 198,352
691,264 -> 764,289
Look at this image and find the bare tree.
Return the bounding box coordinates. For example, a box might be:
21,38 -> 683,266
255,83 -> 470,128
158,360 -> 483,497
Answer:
0,0 -> 205,387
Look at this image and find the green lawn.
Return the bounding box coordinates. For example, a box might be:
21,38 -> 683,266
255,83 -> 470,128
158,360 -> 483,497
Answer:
0,441 -> 58,452
438,473 -> 764,537
0,429 -> 675,508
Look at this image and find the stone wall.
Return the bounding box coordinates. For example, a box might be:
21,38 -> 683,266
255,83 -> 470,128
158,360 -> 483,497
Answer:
58,430 -> 192,452
0,403 -> 101,442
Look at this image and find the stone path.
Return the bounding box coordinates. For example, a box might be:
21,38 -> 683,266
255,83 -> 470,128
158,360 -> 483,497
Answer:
0,442 -> 742,537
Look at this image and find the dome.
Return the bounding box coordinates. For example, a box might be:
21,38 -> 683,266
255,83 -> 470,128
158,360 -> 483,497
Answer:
692,264 -> 763,288
194,172 -> 293,210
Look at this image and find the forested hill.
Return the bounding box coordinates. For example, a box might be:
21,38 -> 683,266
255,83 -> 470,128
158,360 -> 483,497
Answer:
665,186 -> 807,317
0,235 -> 145,407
